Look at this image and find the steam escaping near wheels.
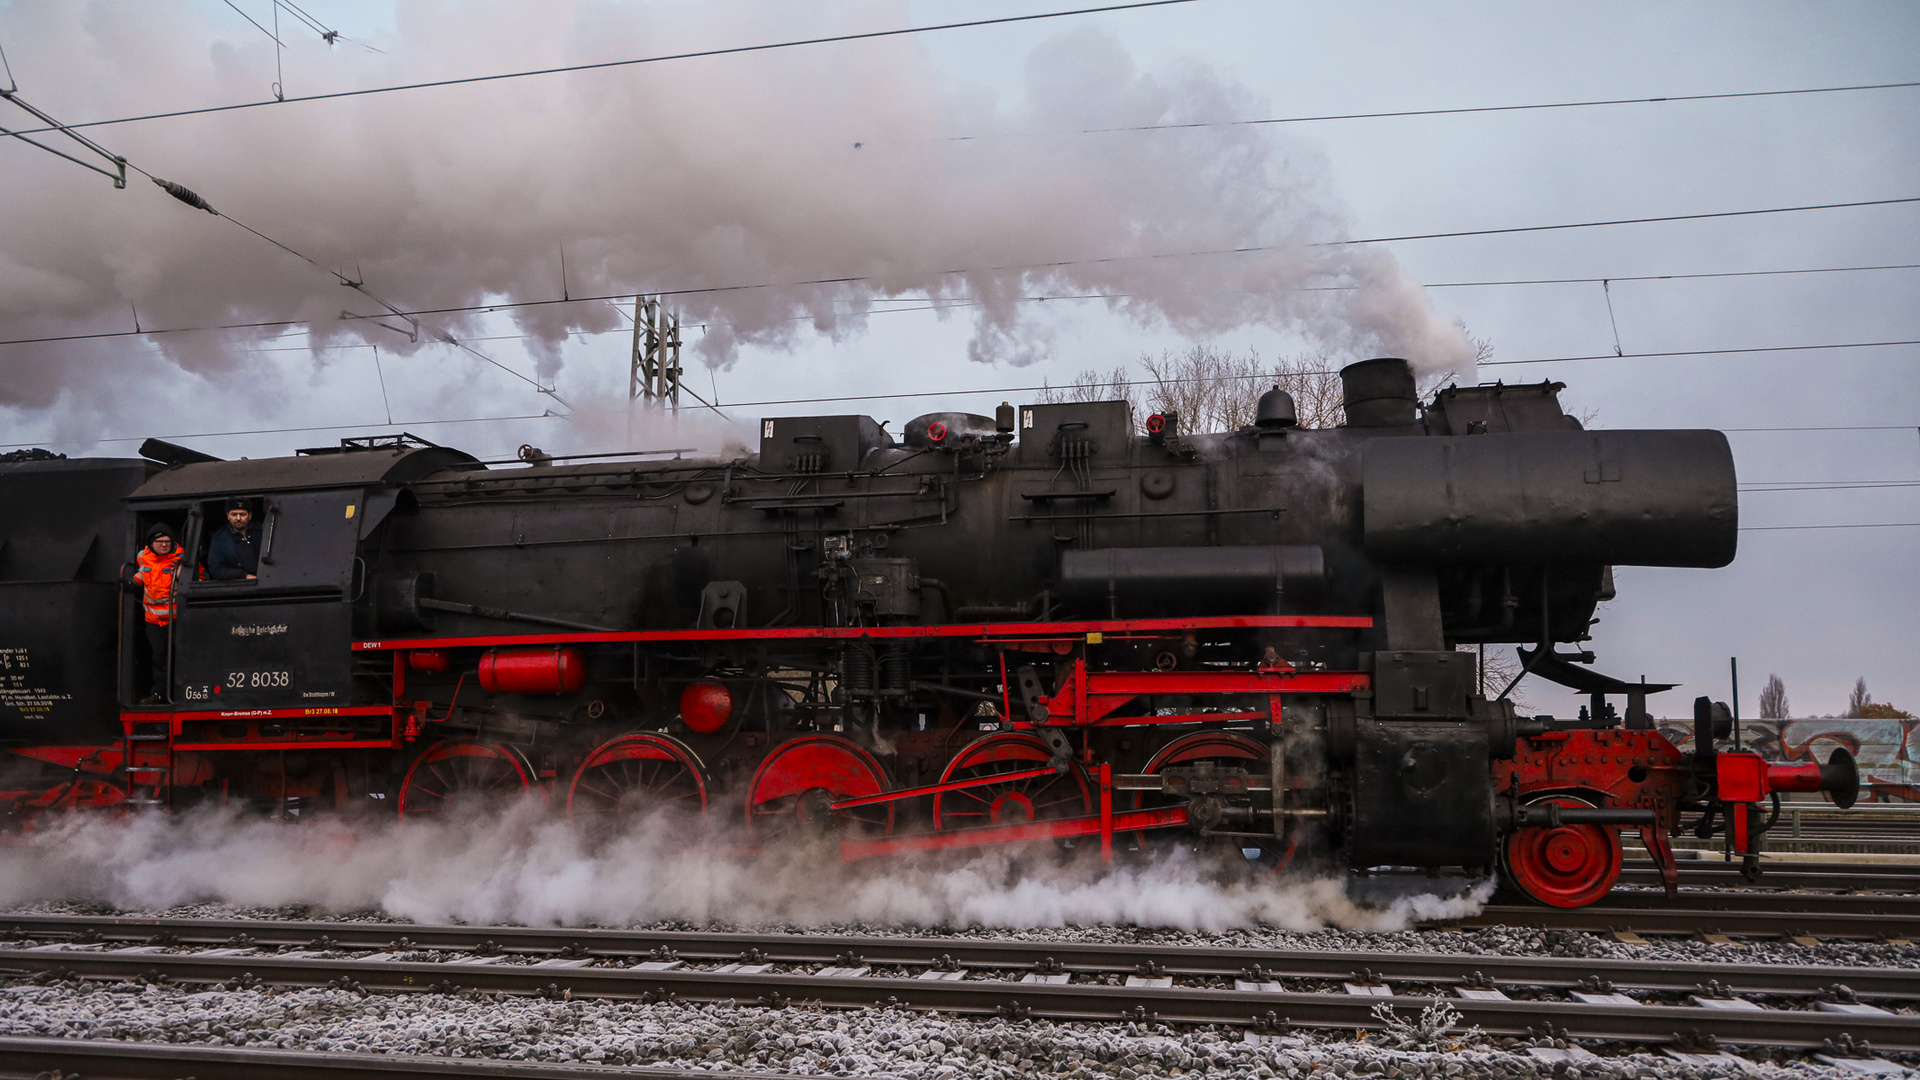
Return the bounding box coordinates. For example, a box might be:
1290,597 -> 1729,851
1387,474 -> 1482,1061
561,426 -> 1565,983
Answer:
0,800 -> 1493,933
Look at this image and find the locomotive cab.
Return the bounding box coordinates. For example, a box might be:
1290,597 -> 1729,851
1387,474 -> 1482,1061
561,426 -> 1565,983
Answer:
121,438 -> 474,711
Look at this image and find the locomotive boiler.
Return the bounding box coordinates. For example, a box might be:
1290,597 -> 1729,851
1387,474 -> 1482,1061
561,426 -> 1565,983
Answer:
0,357 -> 1857,907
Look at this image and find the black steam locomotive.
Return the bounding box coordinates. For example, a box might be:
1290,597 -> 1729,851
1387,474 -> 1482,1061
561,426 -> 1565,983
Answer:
0,357 -> 1855,906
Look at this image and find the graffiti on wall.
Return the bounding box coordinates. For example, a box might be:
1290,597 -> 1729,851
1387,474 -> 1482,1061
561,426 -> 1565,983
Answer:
1652,717 -> 1920,803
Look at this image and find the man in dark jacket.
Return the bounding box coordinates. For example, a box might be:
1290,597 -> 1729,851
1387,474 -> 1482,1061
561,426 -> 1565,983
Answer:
207,497 -> 262,581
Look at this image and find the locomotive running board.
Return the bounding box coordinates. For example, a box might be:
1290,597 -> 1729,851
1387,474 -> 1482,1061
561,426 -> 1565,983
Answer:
352,614 -> 1372,651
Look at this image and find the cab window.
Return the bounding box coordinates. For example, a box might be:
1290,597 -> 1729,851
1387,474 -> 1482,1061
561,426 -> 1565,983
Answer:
197,498 -> 261,583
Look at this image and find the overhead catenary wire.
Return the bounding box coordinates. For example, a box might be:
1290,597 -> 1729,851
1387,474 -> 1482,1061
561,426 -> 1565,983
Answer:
6,24 -> 1908,472
0,411 -> 561,451
218,0 -> 285,47
567,340 -> 1920,411
1739,481 -> 1920,491
8,252 -> 1912,354
2,0 -> 1205,139
270,0 -> 381,53
1480,339 -> 1920,369
1740,522 -> 1920,531
8,259 -> 1915,352
273,0 -> 334,41
947,80 -> 1920,141
105,155 -> 567,405
0,87 -> 129,188
1722,424 -> 1919,432
1324,197 -> 1919,248
11,334 -> 1911,407
7,80 -> 1913,425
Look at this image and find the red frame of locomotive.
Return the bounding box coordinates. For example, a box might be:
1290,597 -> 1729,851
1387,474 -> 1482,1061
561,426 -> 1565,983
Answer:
360,613 -> 1372,862
4,610 -> 1819,906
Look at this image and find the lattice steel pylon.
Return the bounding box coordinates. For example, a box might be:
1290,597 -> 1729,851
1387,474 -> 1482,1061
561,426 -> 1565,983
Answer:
629,296 -> 682,415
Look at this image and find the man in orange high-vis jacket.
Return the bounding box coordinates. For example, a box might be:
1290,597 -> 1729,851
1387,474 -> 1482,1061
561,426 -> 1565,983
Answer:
129,526 -> 182,704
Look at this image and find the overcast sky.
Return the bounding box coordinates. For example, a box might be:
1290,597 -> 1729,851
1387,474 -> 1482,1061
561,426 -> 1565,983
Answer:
2,1 -> 1915,719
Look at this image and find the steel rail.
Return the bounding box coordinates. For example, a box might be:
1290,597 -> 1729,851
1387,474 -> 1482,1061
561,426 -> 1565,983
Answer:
0,1036 -> 782,1080
0,947 -> 1912,1051
1459,903 -> 1920,938
1562,890 -> 1920,915
1620,862 -> 1920,891
4,915 -> 1918,996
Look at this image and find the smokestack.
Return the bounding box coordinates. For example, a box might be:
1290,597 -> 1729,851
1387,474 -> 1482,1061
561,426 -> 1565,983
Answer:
1340,358 -> 1418,428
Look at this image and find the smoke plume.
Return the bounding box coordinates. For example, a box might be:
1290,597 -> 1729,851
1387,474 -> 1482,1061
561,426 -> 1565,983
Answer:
0,800 -> 1489,932
0,1 -> 1473,438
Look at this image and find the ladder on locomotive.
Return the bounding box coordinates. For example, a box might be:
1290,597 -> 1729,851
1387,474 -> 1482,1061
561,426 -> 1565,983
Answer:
122,718 -> 172,809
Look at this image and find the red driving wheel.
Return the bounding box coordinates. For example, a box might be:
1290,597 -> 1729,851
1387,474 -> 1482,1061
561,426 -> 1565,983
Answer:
933,732 -> 1090,831
745,735 -> 893,842
568,733 -> 708,824
397,739 -> 533,817
1501,794 -> 1623,907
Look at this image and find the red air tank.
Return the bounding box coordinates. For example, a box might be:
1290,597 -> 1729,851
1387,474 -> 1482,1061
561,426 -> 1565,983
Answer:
408,650 -> 450,674
680,680 -> 733,734
479,647 -> 585,695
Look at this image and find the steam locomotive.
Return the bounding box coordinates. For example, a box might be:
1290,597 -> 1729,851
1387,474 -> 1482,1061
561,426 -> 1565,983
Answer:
0,357 -> 1857,907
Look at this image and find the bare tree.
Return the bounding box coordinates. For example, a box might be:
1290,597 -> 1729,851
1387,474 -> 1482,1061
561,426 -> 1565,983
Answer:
1459,643 -> 1531,712
1042,347 -> 1344,433
1847,677 -> 1872,718
1758,674 -> 1790,720
1269,352 -> 1349,430
1139,346 -> 1270,432
1036,366 -> 1139,414
1137,345 -> 1355,433
1042,336 -> 1508,436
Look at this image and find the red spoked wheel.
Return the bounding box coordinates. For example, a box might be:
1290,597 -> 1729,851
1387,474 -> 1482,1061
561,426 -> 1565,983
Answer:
568,733 -> 708,826
932,732 -> 1090,831
1133,731 -> 1271,851
746,735 -> 893,843
1501,794 -> 1623,908
397,739 -> 533,817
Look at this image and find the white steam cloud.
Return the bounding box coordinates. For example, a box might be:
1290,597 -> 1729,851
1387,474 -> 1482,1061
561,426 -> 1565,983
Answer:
0,0 -> 1473,431
0,801 -> 1490,933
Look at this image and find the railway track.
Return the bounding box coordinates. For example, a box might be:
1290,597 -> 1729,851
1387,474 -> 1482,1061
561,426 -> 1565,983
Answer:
1448,886 -> 1920,939
1457,901 -> 1920,940
1619,861 -> 1920,893
2,915 -> 1915,1051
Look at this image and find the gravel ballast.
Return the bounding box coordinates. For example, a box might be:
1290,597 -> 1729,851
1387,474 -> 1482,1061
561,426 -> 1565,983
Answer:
5,810 -> 1915,1076
3,979 -> 1910,1079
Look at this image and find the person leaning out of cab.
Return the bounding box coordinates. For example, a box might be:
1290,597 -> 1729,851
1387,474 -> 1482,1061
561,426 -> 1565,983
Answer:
128,525 -> 182,704
208,496 -> 261,581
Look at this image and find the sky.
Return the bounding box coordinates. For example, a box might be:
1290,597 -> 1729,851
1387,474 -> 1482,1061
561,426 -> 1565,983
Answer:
1,0 -> 1915,719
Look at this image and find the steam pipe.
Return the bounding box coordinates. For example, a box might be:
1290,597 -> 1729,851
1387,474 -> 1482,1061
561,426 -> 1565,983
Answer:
417,597 -> 614,633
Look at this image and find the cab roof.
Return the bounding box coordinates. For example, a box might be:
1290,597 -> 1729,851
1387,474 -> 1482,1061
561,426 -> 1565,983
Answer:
128,445 -> 478,501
